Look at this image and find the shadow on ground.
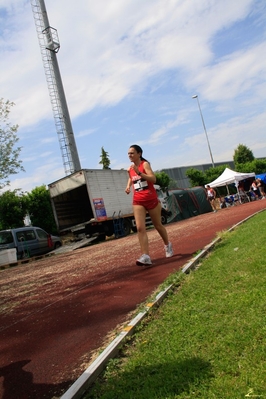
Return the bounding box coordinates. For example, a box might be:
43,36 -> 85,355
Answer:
85,357 -> 214,398
0,360 -> 73,399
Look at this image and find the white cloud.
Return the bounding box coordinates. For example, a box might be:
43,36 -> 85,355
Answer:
191,42 -> 266,102
0,0 -> 265,192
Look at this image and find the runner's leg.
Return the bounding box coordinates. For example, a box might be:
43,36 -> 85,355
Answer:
148,203 -> 169,245
133,205 -> 149,254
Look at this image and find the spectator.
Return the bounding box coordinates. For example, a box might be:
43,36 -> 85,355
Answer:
250,179 -> 260,199
256,178 -> 266,199
238,180 -> 245,194
206,185 -> 218,212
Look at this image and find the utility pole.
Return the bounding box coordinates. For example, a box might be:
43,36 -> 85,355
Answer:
192,95 -> 215,167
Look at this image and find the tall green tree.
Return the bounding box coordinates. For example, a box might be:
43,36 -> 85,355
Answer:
185,168 -> 206,187
0,99 -> 24,189
186,164 -> 231,196
233,144 -> 254,166
99,147 -> 111,169
154,171 -> 170,191
26,185 -> 57,234
204,164 -> 230,182
0,190 -> 27,229
233,143 -> 266,174
236,159 -> 266,174
167,178 -> 178,190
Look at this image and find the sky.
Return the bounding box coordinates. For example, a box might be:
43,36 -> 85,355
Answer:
0,0 -> 266,193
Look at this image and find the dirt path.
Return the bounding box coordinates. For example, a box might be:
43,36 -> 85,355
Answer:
0,200 -> 265,399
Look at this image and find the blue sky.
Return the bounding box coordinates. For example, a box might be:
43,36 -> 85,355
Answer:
0,0 -> 266,192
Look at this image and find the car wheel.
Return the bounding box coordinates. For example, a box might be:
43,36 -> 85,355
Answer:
96,234 -> 106,242
123,219 -> 132,236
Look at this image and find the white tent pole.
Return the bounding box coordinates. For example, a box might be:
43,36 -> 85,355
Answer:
235,180 -> 241,204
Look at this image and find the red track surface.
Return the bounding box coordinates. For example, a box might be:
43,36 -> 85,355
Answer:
0,200 -> 265,399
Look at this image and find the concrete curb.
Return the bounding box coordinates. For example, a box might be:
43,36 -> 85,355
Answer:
60,209 -> 264,399
61,285 -> 172,399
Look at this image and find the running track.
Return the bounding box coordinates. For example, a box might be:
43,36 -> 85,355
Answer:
0,200 -> 265,399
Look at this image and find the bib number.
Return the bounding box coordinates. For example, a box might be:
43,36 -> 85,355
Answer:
134,180 -> 148,191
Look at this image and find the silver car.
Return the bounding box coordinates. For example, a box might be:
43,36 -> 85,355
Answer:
0,226 -> 62,259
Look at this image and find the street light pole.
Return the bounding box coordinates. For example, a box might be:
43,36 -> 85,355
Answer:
192,95 -> 215,167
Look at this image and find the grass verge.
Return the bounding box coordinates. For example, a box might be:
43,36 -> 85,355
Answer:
83,211 -> 266,399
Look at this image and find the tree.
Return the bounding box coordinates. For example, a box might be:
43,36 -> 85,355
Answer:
0,190 -> 27,229
204,164 -> 230,183
168,178 -> 178,190
236,159 -> 266,174
154,171 -> 170,191
99,147 -> 111,169
186,164 -> 231,196
0,186 -> 58,233
185,168 -> 205,187
26,185 -> 58,234
0,99 -> 24,189
233,144 -> 254,166
232,143 -> 266,174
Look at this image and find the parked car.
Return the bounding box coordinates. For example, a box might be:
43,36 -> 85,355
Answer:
0,227 -> 62,259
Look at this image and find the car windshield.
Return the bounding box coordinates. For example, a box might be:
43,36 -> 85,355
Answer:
0,231 -> 14,245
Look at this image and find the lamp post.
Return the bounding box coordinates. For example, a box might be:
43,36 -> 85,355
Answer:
192,95 -> 215,167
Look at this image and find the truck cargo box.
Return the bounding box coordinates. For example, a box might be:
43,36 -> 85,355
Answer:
49,169 -> 133,232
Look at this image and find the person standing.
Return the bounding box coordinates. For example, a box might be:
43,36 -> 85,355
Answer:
250,179 -> 260,199
125,144 -> 173,266
256,178 -> 266,198
206,185 -> 218,212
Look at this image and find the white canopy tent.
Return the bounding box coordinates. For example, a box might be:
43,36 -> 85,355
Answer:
206,168 -> 255,200
207,168 -> 255,187
206,168 -> 255,188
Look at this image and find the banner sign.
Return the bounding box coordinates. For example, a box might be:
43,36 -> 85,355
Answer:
93,198 -> 107,221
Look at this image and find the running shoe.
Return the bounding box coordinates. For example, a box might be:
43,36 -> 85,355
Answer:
164,242 -> 174,258
136,254 -> 152,266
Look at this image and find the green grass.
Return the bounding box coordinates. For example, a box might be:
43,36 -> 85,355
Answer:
83,211 -> 266,399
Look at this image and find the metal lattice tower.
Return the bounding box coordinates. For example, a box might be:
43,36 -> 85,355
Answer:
31,0 -> 81,175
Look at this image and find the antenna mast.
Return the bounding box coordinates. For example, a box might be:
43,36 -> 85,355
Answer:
31,0 -> 81,175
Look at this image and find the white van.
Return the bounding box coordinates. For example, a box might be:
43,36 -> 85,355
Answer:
0,227 -> 62,259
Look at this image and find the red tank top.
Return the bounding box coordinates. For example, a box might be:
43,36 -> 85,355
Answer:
129,161 -> 157,201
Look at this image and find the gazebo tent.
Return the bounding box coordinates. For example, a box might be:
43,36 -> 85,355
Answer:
206,168 -> 255,188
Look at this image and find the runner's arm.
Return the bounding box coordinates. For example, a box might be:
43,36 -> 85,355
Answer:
125,171 -> 132,194
136,161 -> 156,184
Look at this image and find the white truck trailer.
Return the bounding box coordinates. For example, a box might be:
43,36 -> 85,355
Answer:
48,169 -> 169,240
